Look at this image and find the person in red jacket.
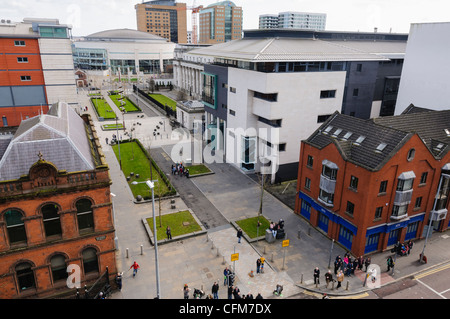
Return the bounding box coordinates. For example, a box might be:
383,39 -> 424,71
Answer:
130,261 -> 140,277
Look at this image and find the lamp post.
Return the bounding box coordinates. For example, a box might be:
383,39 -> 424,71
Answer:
131,180 -> 160,298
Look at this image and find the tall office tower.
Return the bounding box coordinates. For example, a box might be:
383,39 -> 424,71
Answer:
259,11 -> 327,31
135,0 -> 188,43
199,1 -> 242,44
0,18 -> 77,127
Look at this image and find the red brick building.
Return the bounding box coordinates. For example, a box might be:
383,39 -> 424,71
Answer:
295,105 -> 450,256
0,102 -> 116,298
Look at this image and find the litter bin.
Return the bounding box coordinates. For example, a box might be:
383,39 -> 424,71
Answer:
265,229 -> 275,243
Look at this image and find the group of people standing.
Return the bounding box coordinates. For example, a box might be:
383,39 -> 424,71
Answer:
172,162 -> 189,177
333,252 -> 371,278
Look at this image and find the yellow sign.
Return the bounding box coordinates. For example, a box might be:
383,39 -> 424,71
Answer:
231,253 -> 239,261
282,239 -> 290,247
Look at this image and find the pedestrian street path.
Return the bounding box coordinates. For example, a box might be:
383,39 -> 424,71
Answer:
207,227 -> 302,299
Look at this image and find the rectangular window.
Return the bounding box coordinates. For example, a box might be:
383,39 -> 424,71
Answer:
349,176 -> 359,190
397,178 -> 414,191
379,180 -> 388,194
14,40 -> 25,46
356,63 -> 362,72
254,91 -> 278,102
319,189 -> 334,205
17,57 -> 29,63
307,155 -> 313,168
305,177 -> 311,190
346,201 -> 355,216
414,196 -> 422,209
20,76 -> 31,81
257,116 -> 282,127
353,88 -> 359,97
320,90 -> 336,99
375,207 -> 383,219
322,165 -> 337,180
230,87 -> 236,93
229,109 -> 235,116
317,114 -> 332,123
420,172 -> 428,185
392,204 -> 408,217
202,73 -> 217,108
278,143 -> 286,152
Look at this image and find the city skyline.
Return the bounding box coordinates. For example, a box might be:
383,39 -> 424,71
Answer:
1,0 -> 449,37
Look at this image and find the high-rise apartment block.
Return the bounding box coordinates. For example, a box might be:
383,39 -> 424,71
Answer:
199,1 -> 242,44
135,0 -> 187,43
259,11 -> 326,31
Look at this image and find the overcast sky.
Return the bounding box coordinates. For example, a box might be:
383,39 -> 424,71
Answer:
1,0 -> 449,36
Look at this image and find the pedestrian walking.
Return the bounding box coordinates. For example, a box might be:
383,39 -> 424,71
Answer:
336,270 -> 344,289
334,256 -> 342,275
166,226 -> 172,240
129,261 -> 140,277
227,285 -> 233,299
212,281 -> 219,299
357,256 -> 364,271
256,258 -> 261,274
314,267 -> 320,285
233,286 -> 240,299
387,256 -> 394,271
237,228 -> 243,243
260,256 -> 265,273
115,272 -> 123,290
407,239 -> 413,255
183,284 -> 190,299
325,270 -> 333,287
105,137 -> 109,145
364,256 -> 371,272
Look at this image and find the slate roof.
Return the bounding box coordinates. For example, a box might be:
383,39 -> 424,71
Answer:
305,107 -> 450,171
305,112 -> 411,171
0,102 -> 95,181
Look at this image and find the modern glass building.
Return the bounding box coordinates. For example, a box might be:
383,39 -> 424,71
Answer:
199,1 -> 242,44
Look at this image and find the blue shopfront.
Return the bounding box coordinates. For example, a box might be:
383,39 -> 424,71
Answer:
364,213 -> 425,254
299,191 -> 358,251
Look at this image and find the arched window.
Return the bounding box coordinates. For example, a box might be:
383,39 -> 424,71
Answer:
42,204 -> 62,237
82,248 -> 98,274
76,199 -> 94,232
4,209 -> 27,244
50,254 -> 68,282
16,262 -> 35,291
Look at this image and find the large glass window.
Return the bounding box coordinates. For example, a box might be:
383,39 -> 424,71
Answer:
202,73 -> 217,108
16,262 -> 35,291
5,209 -> 27,244
322,165 -> 337,180
42,204 -> 62,238
396,178 -> 414,191
76,199 -> 94,232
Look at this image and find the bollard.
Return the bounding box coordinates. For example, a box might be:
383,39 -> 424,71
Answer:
211,243 -> 214,250
271,253 -> 274,262
346,281 -> 349,291
332,281 -> 335,290
263,246 -> 266,254
308,227 -> 311,236
216,248 -> 219,257
222,256 -> 226,265
140,244 -> 143,255
126,248 -> 129,258
300,273 -> 303,284
206,236 -> 209,242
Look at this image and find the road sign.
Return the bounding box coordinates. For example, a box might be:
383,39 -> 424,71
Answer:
282,239 -> 290,247
231,253 -> 239,261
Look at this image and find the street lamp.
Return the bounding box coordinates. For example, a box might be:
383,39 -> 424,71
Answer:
131,180 -> 160,298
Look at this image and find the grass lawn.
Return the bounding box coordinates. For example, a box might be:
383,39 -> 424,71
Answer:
149,94 -> 177,111
102,123 -> 124,130
235,215 -> 271,239
111,141 -> 171,198
147,210 -> 202,241
187,164 -> 211,176
91,98 -> 116,119
109,94 -> 141,112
